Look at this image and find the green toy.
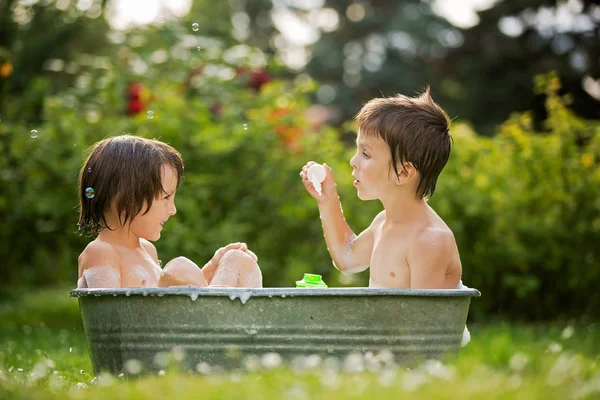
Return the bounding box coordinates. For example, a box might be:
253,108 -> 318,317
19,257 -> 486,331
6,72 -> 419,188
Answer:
296,273 -> 328,288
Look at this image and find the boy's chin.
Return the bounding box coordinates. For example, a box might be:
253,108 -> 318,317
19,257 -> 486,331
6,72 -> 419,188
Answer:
356,190 -> 375,201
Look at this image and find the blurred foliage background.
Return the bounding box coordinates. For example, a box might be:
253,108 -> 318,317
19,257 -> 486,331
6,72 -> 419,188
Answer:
0,0 -> 599,321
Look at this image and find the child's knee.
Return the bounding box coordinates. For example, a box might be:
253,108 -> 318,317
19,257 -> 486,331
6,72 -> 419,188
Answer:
219,249 -> 253,267
158,256 -> 207,287
217,249 -> 262,288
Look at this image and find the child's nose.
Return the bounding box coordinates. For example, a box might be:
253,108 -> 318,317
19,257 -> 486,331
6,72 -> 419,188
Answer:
169,202 -> 177,216
350,154 -> 358,169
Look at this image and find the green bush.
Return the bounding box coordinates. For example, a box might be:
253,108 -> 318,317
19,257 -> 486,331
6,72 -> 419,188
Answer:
0,29 -> 379,293
431,72 -> 600,319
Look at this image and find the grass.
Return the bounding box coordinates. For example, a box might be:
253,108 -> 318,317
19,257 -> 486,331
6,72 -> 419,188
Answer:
0,287 -> 598,399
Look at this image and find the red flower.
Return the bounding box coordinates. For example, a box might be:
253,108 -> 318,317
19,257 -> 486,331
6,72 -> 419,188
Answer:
125,83 -> 149,116
236,67 -> 272,92
269,107 -> 303,151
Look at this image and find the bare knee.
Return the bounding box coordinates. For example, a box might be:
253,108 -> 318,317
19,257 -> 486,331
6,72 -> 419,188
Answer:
158,256 -> 207,287
212,250 -> 262,288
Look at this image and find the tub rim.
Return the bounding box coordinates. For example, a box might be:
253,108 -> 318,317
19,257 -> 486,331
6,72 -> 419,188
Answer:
70,287 -> 481,298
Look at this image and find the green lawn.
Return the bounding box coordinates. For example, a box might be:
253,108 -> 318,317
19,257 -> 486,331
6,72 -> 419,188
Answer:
1,287 -> 598,399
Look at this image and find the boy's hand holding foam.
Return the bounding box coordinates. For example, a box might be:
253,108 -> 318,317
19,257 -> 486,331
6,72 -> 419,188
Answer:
300,162 -> 338,204
300,161 -> 372,275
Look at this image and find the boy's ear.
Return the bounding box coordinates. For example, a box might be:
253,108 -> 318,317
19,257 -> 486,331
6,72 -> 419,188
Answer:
395,162 -> 417,185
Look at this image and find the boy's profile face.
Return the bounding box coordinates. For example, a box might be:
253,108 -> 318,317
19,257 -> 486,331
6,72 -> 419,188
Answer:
350,131 -> 397,201
128,165 -> 178,241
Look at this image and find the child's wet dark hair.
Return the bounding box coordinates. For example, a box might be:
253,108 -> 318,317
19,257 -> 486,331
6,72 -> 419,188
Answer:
77,135 -> 184,236
355,88 -> 452,199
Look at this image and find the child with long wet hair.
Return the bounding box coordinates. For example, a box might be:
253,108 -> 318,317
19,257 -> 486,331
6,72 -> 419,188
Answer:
77,134 -> 262,289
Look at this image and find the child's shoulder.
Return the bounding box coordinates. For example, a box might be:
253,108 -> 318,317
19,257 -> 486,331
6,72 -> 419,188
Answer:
78,239 -> 121,269
370,210 -> 386,227
140,238 -> 158,263
410,223 -> 456,260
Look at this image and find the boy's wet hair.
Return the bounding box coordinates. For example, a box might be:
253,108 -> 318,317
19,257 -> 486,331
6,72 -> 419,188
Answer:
355,87 -> 451,199
77,135 -> 184,236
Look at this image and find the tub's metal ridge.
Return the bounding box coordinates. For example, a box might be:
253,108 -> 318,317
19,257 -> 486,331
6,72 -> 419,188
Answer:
70,287 -> 481,298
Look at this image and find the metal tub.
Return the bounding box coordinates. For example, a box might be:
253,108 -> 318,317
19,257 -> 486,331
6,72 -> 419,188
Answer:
70,287 -> 481,374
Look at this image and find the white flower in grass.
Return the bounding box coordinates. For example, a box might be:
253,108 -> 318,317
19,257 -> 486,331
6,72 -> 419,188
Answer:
509,352 -> 529,371
548,342 -> 563,353
561,326 -> 574,340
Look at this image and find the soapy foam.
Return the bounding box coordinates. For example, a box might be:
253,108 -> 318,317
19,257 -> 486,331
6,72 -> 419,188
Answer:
82,265 -> 121,288
461,326 -> 471,347
308,164 -> 326,196
336,233 -> 369,275
457,280 -> 471,347
227,290 -> 253,304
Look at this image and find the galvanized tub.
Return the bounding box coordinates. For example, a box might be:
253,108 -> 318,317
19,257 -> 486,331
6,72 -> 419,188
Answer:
70,287 -> 480,374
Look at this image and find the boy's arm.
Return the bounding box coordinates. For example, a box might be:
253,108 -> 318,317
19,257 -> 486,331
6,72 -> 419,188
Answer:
318,199 -> 377,274
78,241 -> 122,288
407,228 -> 453,289
301,162 -> 374,274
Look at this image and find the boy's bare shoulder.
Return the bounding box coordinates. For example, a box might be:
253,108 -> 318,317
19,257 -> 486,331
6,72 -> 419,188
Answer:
371,210 -> 386,228
409,225 -> 456,261
140,238 -> 158,263
78,240 -> 121,270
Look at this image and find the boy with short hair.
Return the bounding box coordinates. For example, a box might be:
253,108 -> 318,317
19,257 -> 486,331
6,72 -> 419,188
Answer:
77,134 -> 262,289
300,88 -> 462,289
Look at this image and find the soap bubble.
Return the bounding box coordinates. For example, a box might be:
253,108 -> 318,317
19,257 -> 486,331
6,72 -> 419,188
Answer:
197,46 -> 201,51
192,22 -> 199,31
243,123 -> 248,130
84,188 -> 95,199
147,110 -> 154,119
87,167 -> 92,174
30,130 -> 38,138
